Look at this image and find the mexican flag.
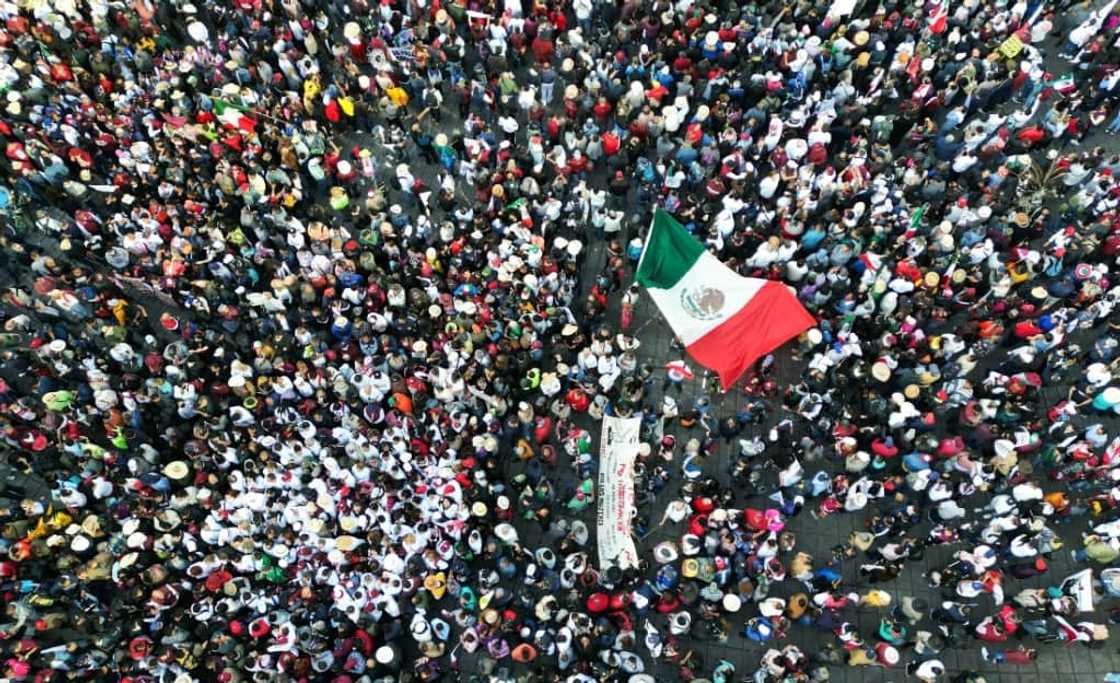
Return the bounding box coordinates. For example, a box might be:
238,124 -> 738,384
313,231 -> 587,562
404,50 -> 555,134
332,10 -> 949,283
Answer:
859,252 -> 884,273
928,0 -> 949,34
637,209 -> 815,390
664,360 -> 694,381
1049,73 -> 1076,94
214,98 -> 256,133
909,204 -> 926,230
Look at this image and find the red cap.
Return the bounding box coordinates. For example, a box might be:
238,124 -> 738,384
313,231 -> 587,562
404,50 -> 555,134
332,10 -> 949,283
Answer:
587,593 -> 610,613
692,496 -> 715,512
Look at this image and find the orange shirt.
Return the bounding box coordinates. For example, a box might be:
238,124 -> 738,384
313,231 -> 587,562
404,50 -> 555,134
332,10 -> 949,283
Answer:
392,391 -> 413,415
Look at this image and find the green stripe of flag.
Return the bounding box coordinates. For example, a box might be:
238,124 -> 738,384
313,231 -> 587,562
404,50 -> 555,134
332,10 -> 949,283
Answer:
910,205 -> 926,230
213,98 -> 249,115
636,209 -> 705,289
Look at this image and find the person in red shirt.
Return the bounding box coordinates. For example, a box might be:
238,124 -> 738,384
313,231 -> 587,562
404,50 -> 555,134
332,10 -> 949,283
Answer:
982,646 -> 1037,665
531,29 -> 554,64
592,97 -> 612,122
974,617 -> 1008,643
1065,115 -> 1083,143
1103,229 -> 1120,257
509,29 -> 527,55
895,259 -> 922,282
1017,126 -> 1046,146
567,152 -> 588,177
547,9 -> 566,31
602,131 -> 621,156
629,110 -> 650,138
683,11 -> 703,33
1013,319 -> 1043,339
564,95 -> 579,118
324,98 -> 341,123
546,115 -> 563,140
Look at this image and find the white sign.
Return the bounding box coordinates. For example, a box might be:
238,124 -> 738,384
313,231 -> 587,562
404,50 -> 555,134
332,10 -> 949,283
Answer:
827,0 -> 859,19
597,415 -> 641,571
1061,569 -> 1094,612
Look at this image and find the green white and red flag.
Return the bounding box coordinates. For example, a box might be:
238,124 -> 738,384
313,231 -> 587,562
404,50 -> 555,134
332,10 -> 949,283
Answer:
637,209 -> 815,390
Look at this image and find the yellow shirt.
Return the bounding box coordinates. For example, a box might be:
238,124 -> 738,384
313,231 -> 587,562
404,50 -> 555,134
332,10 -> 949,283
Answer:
863,590 -> 892,608
302,77 -> 321,111
386,86 -> 410,107
848,649 -> 875,667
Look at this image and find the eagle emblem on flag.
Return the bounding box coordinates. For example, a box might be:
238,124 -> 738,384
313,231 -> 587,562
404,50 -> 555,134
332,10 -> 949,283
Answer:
680,285 -> 726,320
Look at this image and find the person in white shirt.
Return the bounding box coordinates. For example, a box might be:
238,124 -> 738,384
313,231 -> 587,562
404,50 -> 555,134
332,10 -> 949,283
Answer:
603,210 -> 623,237
759,171 -> 780,199
497,114 -> 519,140
572,0 -> 592,32
949,151 -> 976,172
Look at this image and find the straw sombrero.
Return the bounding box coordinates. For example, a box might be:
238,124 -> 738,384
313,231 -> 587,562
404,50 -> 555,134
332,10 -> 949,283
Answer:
722,593 -> 741,612
494,523 -> 519,545
164,461 -> 189,481
871,361 -> 891,382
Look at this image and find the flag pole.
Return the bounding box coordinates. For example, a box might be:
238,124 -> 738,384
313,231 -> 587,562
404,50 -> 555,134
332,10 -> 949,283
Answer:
634,207 -> 656,278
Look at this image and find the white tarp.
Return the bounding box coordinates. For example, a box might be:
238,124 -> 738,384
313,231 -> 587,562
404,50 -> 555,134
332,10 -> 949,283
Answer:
597,415 -> 641,571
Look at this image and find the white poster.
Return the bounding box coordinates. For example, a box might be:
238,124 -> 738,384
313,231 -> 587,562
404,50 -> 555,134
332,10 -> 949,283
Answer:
827,0 -> 859,19
1061,569 -> 1094,612
597,415 -> 641,571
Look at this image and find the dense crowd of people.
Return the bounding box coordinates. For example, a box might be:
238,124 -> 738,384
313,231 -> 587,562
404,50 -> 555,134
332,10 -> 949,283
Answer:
1,0 -> 1120,680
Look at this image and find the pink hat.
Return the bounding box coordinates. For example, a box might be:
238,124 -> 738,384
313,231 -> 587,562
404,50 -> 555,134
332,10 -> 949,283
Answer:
7,660 -> 30,676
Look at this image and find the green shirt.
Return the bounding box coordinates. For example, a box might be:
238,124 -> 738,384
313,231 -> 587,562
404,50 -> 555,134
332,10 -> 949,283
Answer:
1087,538 -> 1119,564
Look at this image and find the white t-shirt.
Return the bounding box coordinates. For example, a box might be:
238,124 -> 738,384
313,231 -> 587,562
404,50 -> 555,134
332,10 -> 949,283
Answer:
498,115 -> 520,134
760,173 -> 780,199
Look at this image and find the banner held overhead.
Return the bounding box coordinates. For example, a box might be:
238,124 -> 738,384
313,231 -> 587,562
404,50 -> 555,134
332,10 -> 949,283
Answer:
596,415 -> 641,572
